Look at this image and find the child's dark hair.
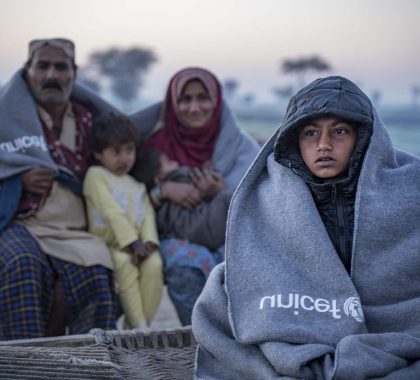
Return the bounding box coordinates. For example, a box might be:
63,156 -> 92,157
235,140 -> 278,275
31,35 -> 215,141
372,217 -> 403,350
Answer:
130,147 -> 162,190
91,112 -> 139,153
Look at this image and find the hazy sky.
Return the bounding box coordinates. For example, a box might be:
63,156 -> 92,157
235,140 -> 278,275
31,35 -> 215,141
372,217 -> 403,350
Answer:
1,0 -> 419,105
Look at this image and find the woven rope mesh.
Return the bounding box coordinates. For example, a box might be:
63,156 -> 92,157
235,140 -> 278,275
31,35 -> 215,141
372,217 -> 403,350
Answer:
97,328 -> 197,380
109,345 -> 196,380
92,327 -> 196,349
0,344 -> 122,379
0,328 -> 196,379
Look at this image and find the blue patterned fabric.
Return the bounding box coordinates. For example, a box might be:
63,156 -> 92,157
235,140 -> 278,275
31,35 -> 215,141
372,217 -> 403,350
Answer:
160,238 -> 223,325
0,175 -> 21,232
49,254 -> 117,334
0,224 -> 117,340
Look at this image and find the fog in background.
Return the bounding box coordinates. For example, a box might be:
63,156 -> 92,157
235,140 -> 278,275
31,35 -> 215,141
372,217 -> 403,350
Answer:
1,0 -> 419,108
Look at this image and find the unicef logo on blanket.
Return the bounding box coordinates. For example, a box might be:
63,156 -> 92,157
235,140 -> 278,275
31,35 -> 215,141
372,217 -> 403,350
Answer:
259,293 -> 365,322
343,297 -> 364,322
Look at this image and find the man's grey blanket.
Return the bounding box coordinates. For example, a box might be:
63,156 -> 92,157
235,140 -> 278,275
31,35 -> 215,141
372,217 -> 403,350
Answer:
0,70 -> 116,180
192,77 -> 420,379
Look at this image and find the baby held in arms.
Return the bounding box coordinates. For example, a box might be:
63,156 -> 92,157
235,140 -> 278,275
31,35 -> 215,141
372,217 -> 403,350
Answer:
131,148 -> 232,251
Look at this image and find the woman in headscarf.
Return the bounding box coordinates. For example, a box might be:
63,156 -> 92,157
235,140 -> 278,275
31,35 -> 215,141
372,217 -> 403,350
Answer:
130,67 -> 260,325
192,76 -> 420,379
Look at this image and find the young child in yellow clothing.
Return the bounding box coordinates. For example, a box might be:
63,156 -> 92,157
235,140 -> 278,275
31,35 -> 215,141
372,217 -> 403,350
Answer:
83,112 -> 163,330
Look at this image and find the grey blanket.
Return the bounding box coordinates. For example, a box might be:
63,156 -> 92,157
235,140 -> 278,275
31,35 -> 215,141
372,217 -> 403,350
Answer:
192,78 -> 420,379
0,70 -> 116,180
130,100 -> 260,192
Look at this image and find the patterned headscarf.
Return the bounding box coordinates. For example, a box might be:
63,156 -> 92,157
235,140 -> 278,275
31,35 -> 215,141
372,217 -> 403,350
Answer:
144,67 -> 222,168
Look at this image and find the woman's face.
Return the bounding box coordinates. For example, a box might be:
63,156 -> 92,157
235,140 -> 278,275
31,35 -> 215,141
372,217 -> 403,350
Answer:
178,80 -> 215,128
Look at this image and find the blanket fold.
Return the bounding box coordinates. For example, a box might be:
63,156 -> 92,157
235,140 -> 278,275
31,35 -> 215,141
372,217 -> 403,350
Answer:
0,69 -> 117,180
0,71 -> 56,179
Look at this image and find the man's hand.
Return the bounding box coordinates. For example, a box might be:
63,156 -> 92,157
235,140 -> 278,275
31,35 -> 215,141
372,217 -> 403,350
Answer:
160,181 -> 201,210
21,167 -> 55,194
191,167 -> 225,199
131,241 -> 159,265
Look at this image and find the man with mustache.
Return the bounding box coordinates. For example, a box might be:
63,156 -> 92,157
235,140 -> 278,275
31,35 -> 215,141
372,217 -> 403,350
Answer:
0,38 -> 117,339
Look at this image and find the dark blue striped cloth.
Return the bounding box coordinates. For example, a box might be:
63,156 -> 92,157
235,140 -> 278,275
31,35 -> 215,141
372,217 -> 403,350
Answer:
0,224 -> 116,340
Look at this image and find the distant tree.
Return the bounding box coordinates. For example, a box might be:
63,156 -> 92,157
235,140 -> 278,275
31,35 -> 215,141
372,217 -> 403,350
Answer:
281,55 -> 332,87
87,47 -> 157,106
77,69 -> 101,94
411,85 -> 420,107
242,93 -> 255,105
223,78 -> 239,100
272,85 -> 293,102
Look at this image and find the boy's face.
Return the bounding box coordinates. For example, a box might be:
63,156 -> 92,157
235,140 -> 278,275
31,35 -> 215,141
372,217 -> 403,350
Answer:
298,117 -> 357,182
156,153 -> 179,183
94,142 -> 136,176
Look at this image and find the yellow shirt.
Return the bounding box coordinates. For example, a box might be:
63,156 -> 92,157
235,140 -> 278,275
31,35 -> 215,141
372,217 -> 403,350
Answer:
83,166 -> 159,250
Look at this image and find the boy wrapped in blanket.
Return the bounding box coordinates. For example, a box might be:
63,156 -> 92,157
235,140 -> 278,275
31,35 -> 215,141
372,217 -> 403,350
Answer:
192,76 -> 420,379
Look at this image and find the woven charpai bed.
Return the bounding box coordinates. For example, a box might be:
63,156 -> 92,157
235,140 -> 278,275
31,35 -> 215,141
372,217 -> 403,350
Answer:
0,327 -> 196,379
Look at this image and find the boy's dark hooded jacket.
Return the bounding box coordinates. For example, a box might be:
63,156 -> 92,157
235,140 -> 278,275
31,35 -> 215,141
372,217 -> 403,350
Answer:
192,76 -> 420,379
275,77 -> 373,271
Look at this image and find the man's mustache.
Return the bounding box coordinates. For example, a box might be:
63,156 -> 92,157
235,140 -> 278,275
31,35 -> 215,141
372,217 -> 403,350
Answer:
42,81 -> 62,91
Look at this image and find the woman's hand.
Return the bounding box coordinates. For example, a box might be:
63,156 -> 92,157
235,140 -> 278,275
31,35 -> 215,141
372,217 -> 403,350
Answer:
131,241 -> 159,265
21,167 -> 55,194
160,181 -> 201,210
191,167 -> 225,199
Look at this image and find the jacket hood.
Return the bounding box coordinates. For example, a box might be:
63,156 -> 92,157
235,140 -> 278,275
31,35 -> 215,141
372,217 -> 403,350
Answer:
274,76 -> 373,183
